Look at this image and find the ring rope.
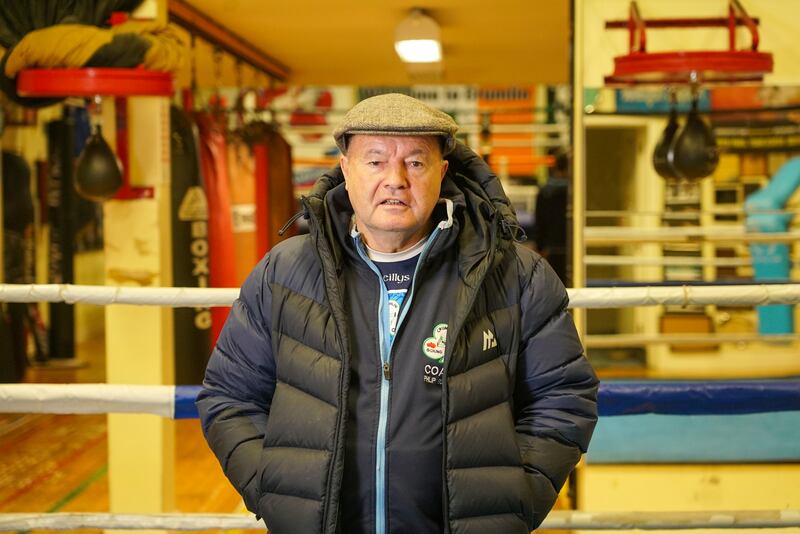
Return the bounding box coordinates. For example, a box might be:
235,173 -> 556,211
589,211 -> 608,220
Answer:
0,284 -> 238,307
0,384 -> 175,418
586,209 -> 800,217
568,284 -> 800,308
585,255 -> 762,267
1,510 -> 799,530
584,332 -> 800,348
585,226 -> 800,244
3,381 -> 799,418
2,283 -> 800,309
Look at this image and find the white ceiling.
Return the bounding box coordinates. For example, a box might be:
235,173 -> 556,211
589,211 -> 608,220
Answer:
179,0 -> 570,86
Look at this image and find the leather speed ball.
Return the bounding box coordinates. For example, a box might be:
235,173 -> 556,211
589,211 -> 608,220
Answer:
652,106 -> 681,179
75,124 -> 123,201
671,98 -> 719,180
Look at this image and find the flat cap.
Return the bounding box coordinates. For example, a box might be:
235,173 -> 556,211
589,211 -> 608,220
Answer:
333,93 -> 458,155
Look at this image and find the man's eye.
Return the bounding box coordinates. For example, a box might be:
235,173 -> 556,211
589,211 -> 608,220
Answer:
367,161 -> 382,167
408,161 -> 424,168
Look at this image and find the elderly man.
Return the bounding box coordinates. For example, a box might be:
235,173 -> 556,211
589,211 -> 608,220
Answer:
197,93 -> 598,534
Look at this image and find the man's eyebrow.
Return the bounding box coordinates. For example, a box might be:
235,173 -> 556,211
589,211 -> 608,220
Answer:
406,148 -> 433,158
362,148 -> 387,157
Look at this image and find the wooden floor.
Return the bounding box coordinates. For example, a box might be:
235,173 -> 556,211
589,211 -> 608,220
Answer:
0,336 -> 243,534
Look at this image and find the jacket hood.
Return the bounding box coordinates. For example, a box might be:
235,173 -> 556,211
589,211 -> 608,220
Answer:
300,142 -> 523,280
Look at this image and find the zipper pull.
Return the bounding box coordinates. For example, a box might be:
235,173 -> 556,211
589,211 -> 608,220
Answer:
383,362 -> 392,380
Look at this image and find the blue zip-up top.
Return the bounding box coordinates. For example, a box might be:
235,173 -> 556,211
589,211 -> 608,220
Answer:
349,199 -> 454,534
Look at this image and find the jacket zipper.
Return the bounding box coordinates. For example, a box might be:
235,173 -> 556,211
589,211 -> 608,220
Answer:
353,227 -> 443,534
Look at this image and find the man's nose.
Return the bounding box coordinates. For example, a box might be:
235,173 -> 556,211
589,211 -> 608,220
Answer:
383,163 -> 408,189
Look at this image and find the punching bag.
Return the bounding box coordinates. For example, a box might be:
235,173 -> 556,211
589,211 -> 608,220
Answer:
241,121 -> 297,255
75,124 -> 123,202
263,127 -> 296,246
46,114 -> 76,360
227,134 -> 257,285
170,106 -> 212,384
671,97 -> 719,179
653,105 -> 681,179
194,112 -> 236,346
1,150 -> 34,381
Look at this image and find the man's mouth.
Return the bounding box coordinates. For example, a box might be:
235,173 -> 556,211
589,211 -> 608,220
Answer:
380,199 -> 407,206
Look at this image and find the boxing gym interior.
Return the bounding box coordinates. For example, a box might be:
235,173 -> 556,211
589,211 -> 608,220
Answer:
1,0 -> 799,532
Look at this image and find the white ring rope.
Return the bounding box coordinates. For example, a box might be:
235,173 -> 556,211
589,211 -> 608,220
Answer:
585,255 -> 757,267
1,510 -> 799,530
586,209 -> 800,217
0,284 -> 238,307
568,284 -> 800,309
584,332 -> 800,348
2,283 -> 800,309
0,384 -> 174,418
586,226 -> 800,244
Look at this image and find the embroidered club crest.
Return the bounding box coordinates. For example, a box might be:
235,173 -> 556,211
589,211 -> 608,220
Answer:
422,323 -> 447,362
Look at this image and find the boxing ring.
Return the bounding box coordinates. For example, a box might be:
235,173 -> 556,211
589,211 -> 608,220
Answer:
1,282 -> 800,530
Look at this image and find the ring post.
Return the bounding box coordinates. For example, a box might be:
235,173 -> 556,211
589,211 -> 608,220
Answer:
104,1 -> 175,531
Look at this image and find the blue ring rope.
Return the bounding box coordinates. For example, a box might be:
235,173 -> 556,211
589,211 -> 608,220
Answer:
174,380 -> 800,419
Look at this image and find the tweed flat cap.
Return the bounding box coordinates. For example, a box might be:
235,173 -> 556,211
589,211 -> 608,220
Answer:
333,93 -> 458,154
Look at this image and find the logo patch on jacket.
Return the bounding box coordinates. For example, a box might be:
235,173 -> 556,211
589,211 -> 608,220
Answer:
422,323 -> 447,384
422,323 -> 447,361
483,329 -> 497,351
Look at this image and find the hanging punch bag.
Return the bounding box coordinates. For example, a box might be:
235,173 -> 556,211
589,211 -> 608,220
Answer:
671,96 -> 719,180
75,123 -> 123,201
653,103 -> 682,179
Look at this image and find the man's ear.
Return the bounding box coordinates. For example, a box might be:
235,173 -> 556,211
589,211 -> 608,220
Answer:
340,155 -> 349,189
440,160 -> 449,181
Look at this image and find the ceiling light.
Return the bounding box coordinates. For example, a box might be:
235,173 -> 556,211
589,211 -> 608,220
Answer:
394,9 -> 442,63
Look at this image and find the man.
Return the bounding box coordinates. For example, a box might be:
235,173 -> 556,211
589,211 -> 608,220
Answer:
533,149 -> 569,284
197,93 -> 598,534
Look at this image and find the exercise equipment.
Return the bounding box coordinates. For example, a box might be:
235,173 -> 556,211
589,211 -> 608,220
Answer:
604,1 -> 773,86
194,112 -> 236,345
227,132 -> 258,285
671,97 -> 719,179
45,114 -> 76,360
0,0 -> 147,106
1,151 -> 35,380
170,106 -> 211,384
75,124 -> 123,201
652,104 -> 681,179
240,121 -> 296,252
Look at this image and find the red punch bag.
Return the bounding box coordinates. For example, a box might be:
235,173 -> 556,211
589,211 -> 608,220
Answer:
265,128 -> 296,245
253,141 -> 270,256
194,113 -> 236,345
242,121 -> 296,255
227,135 -> 258,285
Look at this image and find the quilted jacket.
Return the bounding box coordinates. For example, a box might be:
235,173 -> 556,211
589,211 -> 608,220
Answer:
197,143 -> 599,534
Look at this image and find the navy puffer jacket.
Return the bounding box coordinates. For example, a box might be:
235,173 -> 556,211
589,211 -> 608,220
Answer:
197,143 -> 598,534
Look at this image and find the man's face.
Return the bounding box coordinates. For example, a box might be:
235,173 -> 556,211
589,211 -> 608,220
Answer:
340,135 -> 449,252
